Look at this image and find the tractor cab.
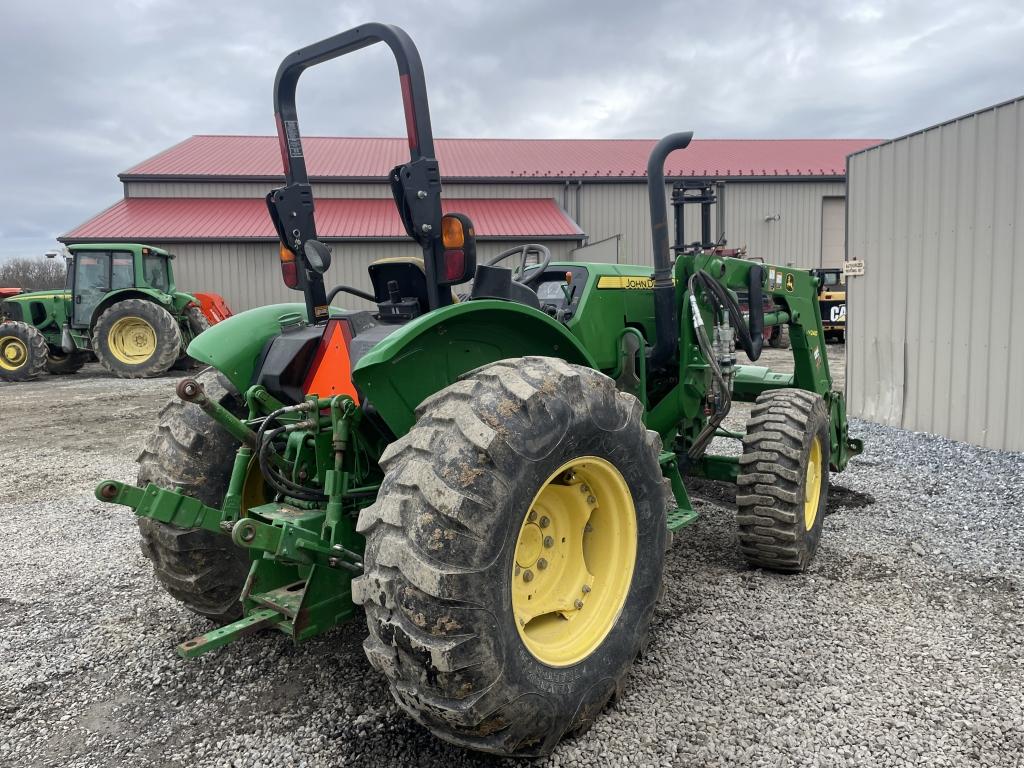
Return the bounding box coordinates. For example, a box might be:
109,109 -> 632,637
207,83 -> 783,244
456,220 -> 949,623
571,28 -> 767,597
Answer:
65,244 -> 176,328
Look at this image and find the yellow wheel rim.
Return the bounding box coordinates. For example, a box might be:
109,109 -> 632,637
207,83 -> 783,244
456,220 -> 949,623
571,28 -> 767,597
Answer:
0,336 -> 28,371
804,436 -> 823,530
108,317 -> 157,365
512,456 -> 637,668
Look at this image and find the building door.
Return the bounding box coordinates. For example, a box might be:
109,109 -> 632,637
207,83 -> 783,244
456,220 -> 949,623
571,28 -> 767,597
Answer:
820,197 -> 846,268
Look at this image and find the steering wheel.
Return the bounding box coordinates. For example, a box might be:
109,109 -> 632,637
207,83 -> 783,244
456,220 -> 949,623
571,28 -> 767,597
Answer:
485,244 -> 552,288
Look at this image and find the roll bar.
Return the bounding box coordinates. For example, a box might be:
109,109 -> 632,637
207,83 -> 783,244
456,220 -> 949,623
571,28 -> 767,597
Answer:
266,23 -> 448,322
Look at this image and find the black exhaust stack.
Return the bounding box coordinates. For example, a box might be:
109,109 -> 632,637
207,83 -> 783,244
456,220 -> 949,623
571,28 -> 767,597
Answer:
646,132 -> 693,368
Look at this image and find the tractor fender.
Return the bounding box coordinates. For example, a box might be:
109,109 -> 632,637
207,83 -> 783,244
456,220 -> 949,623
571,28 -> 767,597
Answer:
89,288 -> 174,327
185,302 -> 310,393
352,299 -> 597,436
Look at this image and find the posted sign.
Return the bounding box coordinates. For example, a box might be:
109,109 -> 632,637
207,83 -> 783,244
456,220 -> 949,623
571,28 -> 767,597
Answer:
843,259 -> 865,277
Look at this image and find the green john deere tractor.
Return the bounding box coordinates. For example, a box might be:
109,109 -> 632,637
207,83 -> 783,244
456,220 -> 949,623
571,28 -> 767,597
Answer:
0,243 -> 209,380
96,24 -> 862,757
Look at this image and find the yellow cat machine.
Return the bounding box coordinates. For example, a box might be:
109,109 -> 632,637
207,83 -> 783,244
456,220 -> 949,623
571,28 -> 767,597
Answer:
811,268 -> 846,343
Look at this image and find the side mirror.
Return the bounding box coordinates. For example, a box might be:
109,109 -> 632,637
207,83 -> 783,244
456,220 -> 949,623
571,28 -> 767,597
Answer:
45,251 -> 57,259
438,213 -> 476,285
303,239 -> 332,274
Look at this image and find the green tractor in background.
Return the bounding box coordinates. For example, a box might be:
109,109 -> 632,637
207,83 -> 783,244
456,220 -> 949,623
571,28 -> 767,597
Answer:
0,243 -> 210,380
95,24 -> 862,757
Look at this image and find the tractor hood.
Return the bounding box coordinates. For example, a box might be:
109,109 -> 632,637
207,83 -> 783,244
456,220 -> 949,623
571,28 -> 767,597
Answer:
2,290 -> 70,302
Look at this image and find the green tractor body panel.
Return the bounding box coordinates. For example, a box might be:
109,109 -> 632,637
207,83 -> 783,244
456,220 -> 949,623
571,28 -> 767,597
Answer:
554,262 -> 659,371
0,289 -> 73,333
352,298 -> 596,435
186,302 -> 313,392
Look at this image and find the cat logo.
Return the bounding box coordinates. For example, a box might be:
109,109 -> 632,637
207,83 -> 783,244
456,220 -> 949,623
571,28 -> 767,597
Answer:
785,273 -> 794,292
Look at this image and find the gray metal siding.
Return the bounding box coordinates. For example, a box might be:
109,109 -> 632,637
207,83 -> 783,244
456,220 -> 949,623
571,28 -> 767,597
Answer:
127,178 -> 843,270
161,240 -> 579,313
847,96 -> 1024,452
578,181 -> 845,267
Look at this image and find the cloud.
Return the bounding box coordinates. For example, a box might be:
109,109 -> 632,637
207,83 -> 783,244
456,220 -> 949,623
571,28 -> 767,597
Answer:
1,0 -> 1022,261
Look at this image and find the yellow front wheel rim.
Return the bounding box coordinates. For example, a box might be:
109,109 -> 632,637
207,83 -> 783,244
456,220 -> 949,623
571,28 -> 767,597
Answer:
108,317 -> 157,365
804,436 -> 823,530
0,336 -> 29,371
512,456 -> 637,668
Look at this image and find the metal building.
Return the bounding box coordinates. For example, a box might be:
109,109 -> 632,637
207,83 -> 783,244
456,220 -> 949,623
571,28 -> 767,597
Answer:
846,96 -> 1024,452
62,136 -> 877,312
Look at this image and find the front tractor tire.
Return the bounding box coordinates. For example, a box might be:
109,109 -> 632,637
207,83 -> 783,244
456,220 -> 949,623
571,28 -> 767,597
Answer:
353,357 -> 670,757
45,348 -> 87,375
736,388 -> 830,572
767,323 -> 790,349
0,321 -> 48,381
93,299 -> 182,378
136,370 -> 250,623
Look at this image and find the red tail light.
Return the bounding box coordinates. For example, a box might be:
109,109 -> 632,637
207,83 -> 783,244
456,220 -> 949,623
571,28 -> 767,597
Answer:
443,249 -> 466,282
280,243 -> 298,288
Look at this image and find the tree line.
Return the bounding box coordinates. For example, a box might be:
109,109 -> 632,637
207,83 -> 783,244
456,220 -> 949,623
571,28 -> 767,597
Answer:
0,257 -> 66,291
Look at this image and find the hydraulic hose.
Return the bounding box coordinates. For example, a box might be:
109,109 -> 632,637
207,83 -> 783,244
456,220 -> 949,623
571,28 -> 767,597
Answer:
695,266 -> 765,362
686,275 -> 732,461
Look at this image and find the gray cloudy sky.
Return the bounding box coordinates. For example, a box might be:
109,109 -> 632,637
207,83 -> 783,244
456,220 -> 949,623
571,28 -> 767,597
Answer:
2,0 -> 1022,262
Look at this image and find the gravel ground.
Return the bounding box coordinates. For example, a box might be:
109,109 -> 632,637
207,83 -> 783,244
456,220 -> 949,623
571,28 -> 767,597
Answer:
1,349 -> 1022,768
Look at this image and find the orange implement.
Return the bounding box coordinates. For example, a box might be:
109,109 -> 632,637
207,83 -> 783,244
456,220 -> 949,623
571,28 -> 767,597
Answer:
191,292 -> 233,325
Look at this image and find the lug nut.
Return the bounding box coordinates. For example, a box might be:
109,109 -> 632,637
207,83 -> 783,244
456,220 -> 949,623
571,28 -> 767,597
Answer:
523,570 -> 534,582
528,510 -> 537,523
587,495 -> 596,504
574,599 -> 584,609
544,536 -> 554,548
580,484 -> 590,494
582,584 -> 591,594
539,516 -> 550,528
537,558 -> 548,570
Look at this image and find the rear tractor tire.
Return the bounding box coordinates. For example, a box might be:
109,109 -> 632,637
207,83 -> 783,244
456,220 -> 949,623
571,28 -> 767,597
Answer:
353,356 -> 670,757
0,321 -> 48,381
93,299 -> 182,378
135,370 -> 252,623
736,388 -> 830,572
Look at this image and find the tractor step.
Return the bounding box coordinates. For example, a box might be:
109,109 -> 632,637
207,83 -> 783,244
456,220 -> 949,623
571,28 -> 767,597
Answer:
666,507 -> 699,532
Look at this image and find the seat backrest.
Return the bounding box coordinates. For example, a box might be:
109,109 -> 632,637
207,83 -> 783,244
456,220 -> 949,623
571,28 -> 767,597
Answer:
367,257 -> 429,313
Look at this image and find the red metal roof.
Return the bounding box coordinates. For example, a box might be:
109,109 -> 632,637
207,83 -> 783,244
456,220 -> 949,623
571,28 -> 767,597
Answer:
61,197 -> 584,242
122,136 -> 882,180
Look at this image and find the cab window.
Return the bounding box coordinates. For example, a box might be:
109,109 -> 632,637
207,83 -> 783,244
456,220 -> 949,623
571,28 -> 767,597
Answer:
143,253 -> 170,292
111,253 -> 134,290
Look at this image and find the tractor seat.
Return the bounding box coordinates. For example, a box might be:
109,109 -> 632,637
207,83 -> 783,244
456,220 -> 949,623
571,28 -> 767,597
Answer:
366,257 -> 460,322
368,257 -> 430,311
